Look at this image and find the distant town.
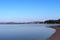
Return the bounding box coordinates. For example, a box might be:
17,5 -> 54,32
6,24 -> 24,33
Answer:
0,19 -> 60,24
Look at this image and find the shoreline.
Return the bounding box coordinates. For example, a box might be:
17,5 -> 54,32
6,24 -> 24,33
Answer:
48,26 -> 60,40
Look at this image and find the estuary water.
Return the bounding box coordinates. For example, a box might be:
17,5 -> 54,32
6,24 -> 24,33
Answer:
0,24 -> 60,40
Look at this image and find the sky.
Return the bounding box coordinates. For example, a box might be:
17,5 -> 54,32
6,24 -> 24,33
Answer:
0,0 -> 60,22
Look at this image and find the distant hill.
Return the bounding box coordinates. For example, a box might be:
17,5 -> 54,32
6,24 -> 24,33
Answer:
44,19 -> 60,24
0,19 -> 60,24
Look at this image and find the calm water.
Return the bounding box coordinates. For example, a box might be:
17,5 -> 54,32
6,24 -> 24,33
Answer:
0,24 -> 60,40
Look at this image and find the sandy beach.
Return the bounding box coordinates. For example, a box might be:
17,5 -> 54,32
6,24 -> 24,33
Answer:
48,26 -> 60,40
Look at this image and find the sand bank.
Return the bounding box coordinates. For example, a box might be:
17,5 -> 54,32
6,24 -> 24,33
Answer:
48,26 -> 60,40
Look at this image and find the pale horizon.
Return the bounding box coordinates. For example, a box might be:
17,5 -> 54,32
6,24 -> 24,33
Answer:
0,0 -> 60,22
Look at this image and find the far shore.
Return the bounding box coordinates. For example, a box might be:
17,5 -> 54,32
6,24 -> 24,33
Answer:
48,26 -> 60,40
0,19 -> 60,24
0,23 -> 60,24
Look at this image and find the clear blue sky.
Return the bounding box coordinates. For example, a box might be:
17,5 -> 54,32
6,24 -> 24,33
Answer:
0,0 -> 60,22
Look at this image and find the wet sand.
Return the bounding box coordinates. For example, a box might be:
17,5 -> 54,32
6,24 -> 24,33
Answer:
48,26 -> 60,40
